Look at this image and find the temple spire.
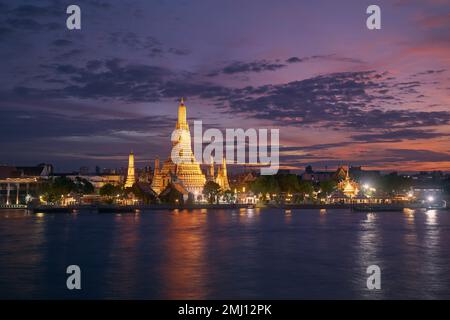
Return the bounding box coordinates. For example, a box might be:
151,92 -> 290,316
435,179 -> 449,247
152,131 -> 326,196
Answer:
215,156 -> 230,191
124,151 -> 136,188
222,157 -> 227,176
176,97 -> 188,130
209,155 -> 215,178
154,156 -> 160,175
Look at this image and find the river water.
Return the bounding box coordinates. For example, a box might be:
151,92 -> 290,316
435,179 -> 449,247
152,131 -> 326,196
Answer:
0,208 -> 449,299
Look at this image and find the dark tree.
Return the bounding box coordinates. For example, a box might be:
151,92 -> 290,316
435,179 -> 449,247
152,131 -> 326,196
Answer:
377,172 -> 412,196
99,183 -> 123,197
277,174 -> 300,193
319,180 -> 337,198
203,181 -> 221,204
40,176 -> 76,203
250,175 -> 280,196
74,177 -> 95,194
297,180 -> 314,201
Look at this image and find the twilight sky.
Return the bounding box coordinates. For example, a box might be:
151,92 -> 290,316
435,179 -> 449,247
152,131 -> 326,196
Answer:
0,0 -> 449,172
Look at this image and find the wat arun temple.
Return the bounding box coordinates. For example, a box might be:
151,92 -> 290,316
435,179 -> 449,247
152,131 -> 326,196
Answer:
150,99 -> 229,198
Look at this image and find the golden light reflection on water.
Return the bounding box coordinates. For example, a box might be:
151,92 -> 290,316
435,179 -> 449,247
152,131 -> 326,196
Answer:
158,208 -> 261,298
402,208 -> 418,249
160,210 -> 209,299
1,208 -> 449,299
236,208 -> 260,225
403,208 -> 415,225
319,209 -> 327,224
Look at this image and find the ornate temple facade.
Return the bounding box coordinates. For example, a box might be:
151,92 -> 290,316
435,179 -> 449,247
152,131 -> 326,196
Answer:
151,99 -> 206,196
208,157 -> 230,191
124,151 -> 136,188
337,167 -> 359,198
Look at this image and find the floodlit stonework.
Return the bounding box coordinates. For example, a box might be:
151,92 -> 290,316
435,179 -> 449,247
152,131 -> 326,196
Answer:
152,99 -> 206,196
124,151 -> 136,188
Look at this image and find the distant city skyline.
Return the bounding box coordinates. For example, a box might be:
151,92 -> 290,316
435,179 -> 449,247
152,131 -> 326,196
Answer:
0,0 -> 449,172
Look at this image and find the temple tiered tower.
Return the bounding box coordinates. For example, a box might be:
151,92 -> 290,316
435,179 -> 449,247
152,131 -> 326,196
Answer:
151,99 -> 206,195
207,156 -> 215,182
215,157 -> 230,191
124,151 -> 136,188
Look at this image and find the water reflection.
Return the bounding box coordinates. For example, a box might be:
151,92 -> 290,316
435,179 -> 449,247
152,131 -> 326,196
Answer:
422,209 -> 441,298
425,210 -> 437,225
403,208 -> 415,226
102,213 -> 141,298
319,209 -> 327,224
356,212 -> 384,299
366,212 -> 376,223
402,208 -> 418,253
160,210 -> 209,299
284,209 -> 292,223
237,208 -> 259,224
1,209 -> 450,299
0,210 -> 46,298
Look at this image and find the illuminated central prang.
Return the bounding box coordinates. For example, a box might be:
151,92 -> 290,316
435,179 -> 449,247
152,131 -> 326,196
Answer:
151,99 -> 206,196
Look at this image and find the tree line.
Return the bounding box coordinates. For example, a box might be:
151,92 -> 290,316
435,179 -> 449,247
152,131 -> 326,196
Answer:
36,172 -> 450,205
